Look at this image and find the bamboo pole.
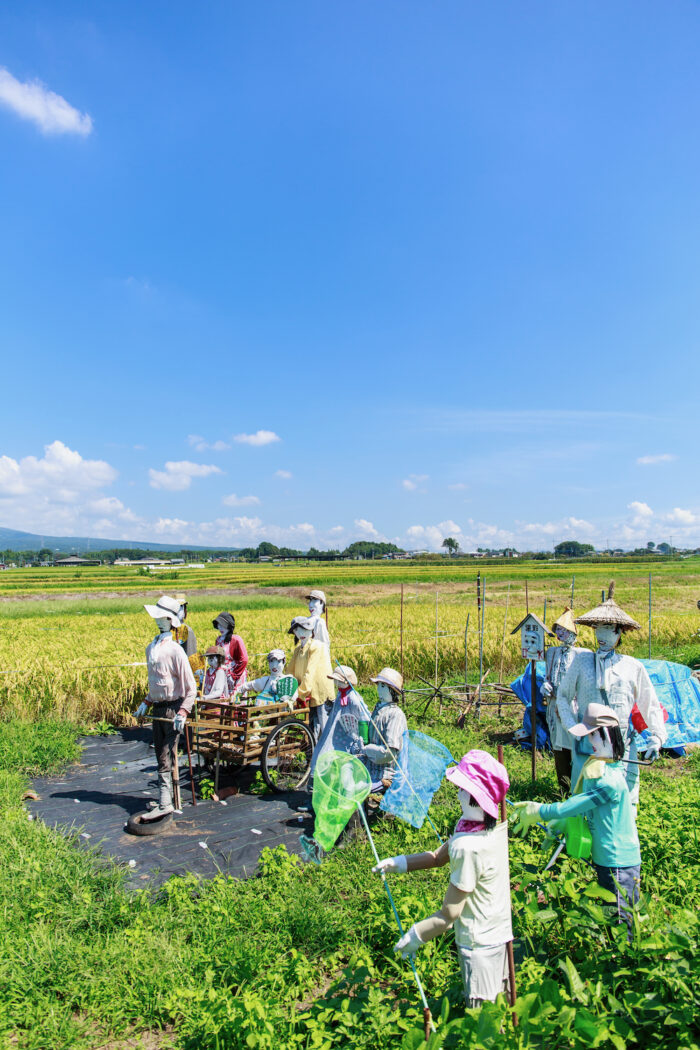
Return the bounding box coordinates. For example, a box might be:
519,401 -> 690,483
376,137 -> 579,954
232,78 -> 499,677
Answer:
499,582 -> 510,683
434,590 -> 439,689
477,580 -> 485,719
400,583 -> 404,679
497,744 -> 518,1023
570,575 -> 575,609
464,614 -> 470,693
648,572 -> 652,659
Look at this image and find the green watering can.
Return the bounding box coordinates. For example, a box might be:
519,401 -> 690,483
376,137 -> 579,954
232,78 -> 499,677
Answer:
565,816 -> 592,859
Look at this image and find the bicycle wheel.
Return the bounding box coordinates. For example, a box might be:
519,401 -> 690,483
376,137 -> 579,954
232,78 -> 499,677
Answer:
261,717 -> 314,792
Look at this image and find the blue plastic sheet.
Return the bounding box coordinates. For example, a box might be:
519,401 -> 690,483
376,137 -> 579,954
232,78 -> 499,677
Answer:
380,730 -> 454,828
639,659 -> 700,750
510,661 -> 550,751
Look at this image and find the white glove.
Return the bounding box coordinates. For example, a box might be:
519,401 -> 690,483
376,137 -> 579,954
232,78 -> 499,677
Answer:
643,742 -> 660,762
394,924 -> 424,958
173,712 -> 187,732
134,702 -> 148,718
372,855 -> 408,876
511,801 -> 543,836
541,681 -> 554,697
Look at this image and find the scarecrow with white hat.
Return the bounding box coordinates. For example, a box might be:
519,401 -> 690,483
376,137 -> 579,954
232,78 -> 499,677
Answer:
542,607 -> 590,792
241,649 -> 291,705
374,750 -> 512,1008
557,582 -> 666,808
349,668 -> 408,791
287,616 -> 335,742
512,704 -> 642,933
310,665 -> 373,775
305,589 -> 330,648
172,593 -> 197,657
134,596 -> 197,820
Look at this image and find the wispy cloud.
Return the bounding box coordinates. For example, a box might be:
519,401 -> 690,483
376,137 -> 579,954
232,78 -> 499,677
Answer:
234,430 -> 280,447
274,469 -> 292,480
636,453 -> 676,466
427,408 -> 657,434
0,67 -> 92,136
402,474 -> 429,492
188,434 -> 231,453
148,461 -> 222,491
222,493 -> 261,507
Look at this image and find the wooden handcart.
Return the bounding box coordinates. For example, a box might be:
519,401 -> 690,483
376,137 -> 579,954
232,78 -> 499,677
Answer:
193,698 -> 313,794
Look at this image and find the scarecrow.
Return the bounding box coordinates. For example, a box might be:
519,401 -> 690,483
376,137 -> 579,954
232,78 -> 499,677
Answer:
542,607 -> 590,792
241,648 -> 292,704
200,644 -> 229,710
512,704 -> 641,933
305,589 -> 330,648
287,616 -> 335,741
212,612 -> 248,696
134,595 -> 197,820
557,582 -> 666,808
173,593 -> 197,656
311,665 -> 372,774
374,750 -> 512,1008
350,667 -> 407,792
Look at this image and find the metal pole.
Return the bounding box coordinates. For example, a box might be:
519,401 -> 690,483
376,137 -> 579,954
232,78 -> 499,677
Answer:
464,614 -> 470,692
499,581 -> 510,683
648,572 -> 652,659
400,583 -> 404,679
358,802 -> 435,1036
530,658 -> 537,782
434,590 -> 439,688
497,744 -> 518,1020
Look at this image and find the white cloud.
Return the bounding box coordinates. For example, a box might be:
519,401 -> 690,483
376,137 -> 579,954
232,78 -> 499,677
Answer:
627,501 -> 654,527
148,461 -> 222,491
188,434 -> 231,453
637,453 -> 676,466
222,493 -> 261,507
0,67 -> 92,136
274,469 -> 292,480
665,507 -> 698,525
0,440 -> 116,499
401,474 -> 429,492
354,518 -> 381,538
234,430 -> 280,447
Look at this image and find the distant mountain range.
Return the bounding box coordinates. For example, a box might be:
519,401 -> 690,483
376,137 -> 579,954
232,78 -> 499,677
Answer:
0,526 -> 237,554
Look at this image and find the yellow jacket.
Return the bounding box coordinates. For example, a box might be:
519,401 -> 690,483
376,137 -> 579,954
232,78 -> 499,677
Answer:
288,639 -> 334,708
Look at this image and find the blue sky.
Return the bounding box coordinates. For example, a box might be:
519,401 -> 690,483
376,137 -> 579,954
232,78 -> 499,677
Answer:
1,1 -> 698,551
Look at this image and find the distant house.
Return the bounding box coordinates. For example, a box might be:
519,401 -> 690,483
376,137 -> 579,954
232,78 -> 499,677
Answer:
258,555 -> 272,562
54,556 -> 101,567
114,557 -> 169,567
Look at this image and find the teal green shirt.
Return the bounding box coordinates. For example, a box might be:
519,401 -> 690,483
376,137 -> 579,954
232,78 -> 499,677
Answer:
540,760 -> 641,868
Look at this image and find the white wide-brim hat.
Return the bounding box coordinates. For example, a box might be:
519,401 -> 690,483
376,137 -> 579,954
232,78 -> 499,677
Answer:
144,595 -> 182,626
305,589 -> 327,606
328,665 -> 358,687
370,667 -> 404,692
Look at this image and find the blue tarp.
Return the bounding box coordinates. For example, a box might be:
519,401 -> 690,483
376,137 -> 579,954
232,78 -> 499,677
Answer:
510,657 -> 700,752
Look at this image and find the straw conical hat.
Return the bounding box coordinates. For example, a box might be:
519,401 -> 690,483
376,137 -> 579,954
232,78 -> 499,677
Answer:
551,607 -> 577,635
574,581 -> 641,633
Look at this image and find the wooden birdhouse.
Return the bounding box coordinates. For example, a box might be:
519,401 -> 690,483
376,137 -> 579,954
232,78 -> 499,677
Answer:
511,612 -> 553,662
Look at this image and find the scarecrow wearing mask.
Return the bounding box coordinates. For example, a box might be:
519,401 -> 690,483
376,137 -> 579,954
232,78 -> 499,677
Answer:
287,616 -> 335,741
134,596 -> 197,820
212,612 -> 248,696
201,645 -> 229,711
542,607 -> 590,793
349,667 -> 407,792
374,750 -> 512,1008
557,583 -> 666,808
304,589 -> 330,648
242,649 -> 291,704
311,664 -> 372,775
512,704 -> 641,933
172,593 -> 197,657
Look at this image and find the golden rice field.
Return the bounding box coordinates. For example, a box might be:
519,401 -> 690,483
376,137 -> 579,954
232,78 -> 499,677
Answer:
1,560 -> 699,723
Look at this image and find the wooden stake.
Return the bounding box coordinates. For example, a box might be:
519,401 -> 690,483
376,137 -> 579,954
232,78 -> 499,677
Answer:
434,590 -> 439,689
400,583 -> 404,679
530,658 -> 537,782
499,582 -> 510,683
497,744 -> 518,1024
525,579 -> 529,613
464,613 -> 470,693
648,572 -> 652,659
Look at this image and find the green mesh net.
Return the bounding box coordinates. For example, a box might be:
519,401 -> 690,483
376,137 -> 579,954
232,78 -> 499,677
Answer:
312,749 -> 371,851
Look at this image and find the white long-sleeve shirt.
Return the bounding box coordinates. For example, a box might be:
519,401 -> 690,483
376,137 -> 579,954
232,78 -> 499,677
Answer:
557,650 -> 667,750
145,634 -> 197,713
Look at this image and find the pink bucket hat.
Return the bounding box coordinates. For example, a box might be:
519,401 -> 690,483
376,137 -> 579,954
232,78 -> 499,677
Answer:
446,749 -> 509,819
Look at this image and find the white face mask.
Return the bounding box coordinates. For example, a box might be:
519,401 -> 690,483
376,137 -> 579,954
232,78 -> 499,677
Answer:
155,617 -> 172,635
589,728 -> 614,759
376,682 -> 394,706
308,599 -> 324,617
295,628 -> 312,645
595,625 -> 621,651
555,626 -> 576,645
268,657 -> 285,676
207,657 -> 218,671
458,788 -> 485,822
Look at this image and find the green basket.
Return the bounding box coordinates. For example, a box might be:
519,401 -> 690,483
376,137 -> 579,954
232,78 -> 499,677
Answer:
565,815 -> 592,859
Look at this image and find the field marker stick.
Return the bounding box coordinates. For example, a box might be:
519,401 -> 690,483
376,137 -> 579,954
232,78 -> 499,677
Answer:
477,579 -> 485,719
648,573 -> 652,659
530,657 -> 537,783
434,590 -> 439,690
497,744 -> 518,1022
570,575 -> 575,609
464,614 -> 470,693
499,582 -> 510,684
357,801 -> 435,1037
400,583 -> 404,679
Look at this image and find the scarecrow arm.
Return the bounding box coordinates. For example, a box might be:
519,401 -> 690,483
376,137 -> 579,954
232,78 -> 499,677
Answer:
413,882 -> 470,942
555,662 -> 579,732
363,743 -> 397,765
406,841 -> 450,872
540,782 -> 616,822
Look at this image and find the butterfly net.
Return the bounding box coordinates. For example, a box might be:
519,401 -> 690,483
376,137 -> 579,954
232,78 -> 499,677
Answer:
312,749 -> 371,851
380,730 -> 453,828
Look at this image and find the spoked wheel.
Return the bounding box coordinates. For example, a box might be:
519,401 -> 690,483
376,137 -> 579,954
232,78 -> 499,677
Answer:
261,717 -> 314,792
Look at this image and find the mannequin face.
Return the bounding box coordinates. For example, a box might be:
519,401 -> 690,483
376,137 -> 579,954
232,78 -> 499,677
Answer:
179,605 -> 187,621
376,682 -> 394,706
458,788 -> 486,822
555,626 -> 576,645
589,728 -> 614,759
595,625 -> 621,650
155,616 -> 172,634
294,626 -> 312,645
268,656 -> 285,676
308,598 -> 324,617
206,656 -> 219,671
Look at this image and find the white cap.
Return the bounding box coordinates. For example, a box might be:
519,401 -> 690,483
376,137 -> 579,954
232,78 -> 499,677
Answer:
144,595 -> 182,626
268,648 -> 286,662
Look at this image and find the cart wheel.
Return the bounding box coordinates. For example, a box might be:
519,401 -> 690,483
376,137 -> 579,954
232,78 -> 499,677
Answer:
261,717 -> 314,792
